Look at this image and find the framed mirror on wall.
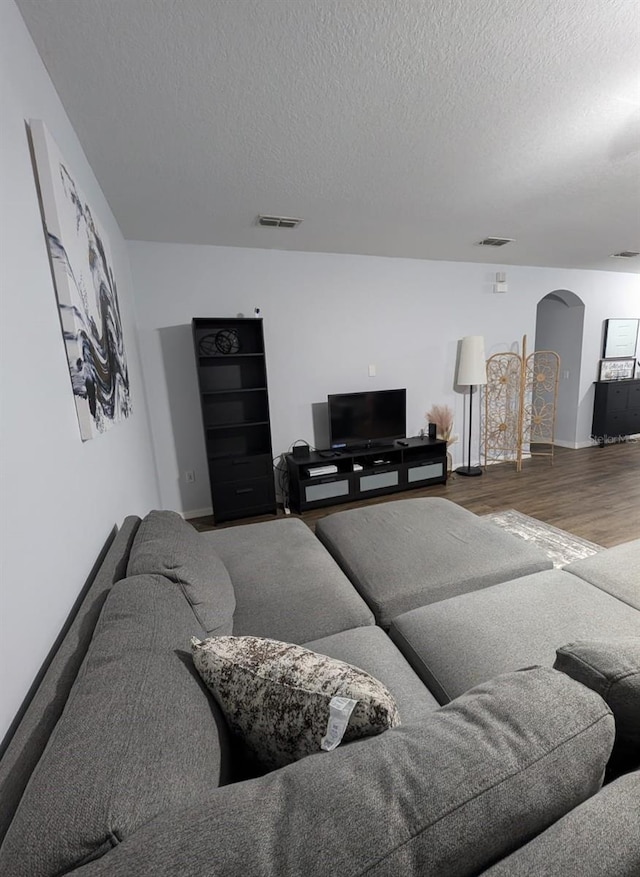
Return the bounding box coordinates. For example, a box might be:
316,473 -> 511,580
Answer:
603,319 -> 639,359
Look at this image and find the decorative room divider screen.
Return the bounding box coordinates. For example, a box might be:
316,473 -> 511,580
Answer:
484,335 -> 560,472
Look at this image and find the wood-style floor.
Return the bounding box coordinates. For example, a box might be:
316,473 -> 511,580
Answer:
192,441 -> 640,548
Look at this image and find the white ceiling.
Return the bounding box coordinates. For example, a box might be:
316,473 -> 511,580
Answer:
16,0 -> 640,272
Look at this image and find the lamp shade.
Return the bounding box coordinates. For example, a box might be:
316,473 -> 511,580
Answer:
457,336 -> 487,386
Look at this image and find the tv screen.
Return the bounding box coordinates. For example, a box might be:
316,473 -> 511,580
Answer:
328,389 -> 406,449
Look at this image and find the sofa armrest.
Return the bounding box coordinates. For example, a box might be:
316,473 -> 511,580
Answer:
480,770 -> 640,877
66,667 -> 613,877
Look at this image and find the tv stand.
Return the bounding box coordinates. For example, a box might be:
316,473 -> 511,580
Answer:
286,437 -> 447,513
346,440 -> 389,451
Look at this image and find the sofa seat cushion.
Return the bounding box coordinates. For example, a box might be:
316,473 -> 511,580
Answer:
304,626 -> 440,719
480,770 -> 640,877
389,570 -> 640,704
202,517 -> 375,643
315,498 -> 553,628
64,668 -> 614,877
127,509 -> 235,635
564,539 -> 640,610
554,637 -> 640,776
192,635 -> 400,768
0,575 -> 231,877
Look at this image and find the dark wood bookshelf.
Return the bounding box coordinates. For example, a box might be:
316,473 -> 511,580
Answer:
192,317 -> 276,523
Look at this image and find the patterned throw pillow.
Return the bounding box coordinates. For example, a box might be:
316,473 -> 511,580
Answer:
191,635 -> 400,768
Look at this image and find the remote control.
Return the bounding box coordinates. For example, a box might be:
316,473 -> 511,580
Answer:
398,440 -> 409,447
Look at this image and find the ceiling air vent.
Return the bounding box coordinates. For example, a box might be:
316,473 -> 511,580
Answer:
476,237 -> 514,247
257,215 -> 303,229
610,251 -> 640,259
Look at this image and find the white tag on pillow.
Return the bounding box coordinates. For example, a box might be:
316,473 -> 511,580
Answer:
321,696 -> 358,752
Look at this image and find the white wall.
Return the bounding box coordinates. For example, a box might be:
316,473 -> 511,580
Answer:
0,0 -> 160,741
128,241 -> 639,516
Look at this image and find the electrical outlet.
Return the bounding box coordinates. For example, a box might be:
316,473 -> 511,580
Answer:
185,470 -> 195,483
368,364 -> 376,377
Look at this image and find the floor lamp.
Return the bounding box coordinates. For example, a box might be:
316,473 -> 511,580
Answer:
456,335 -> 487,477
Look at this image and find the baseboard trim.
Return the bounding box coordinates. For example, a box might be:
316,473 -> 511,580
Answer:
554,435 -> 639,450
184,506 -> 213,520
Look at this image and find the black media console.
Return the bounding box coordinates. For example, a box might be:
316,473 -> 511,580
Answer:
286,437 -> 447,513
591,379 -> 640,446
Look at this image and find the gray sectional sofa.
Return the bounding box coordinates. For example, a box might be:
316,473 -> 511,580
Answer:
0,499 -> 639,876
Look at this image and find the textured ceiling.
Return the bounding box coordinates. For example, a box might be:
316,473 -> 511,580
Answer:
16,0 -> 640,272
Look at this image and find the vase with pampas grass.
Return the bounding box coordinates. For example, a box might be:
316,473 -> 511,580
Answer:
426,404 -> 458,473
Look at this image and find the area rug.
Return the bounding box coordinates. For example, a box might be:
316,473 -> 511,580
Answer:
483,509 -> 604,569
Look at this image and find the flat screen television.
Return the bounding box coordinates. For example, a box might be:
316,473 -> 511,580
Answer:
328,389 -> 406,449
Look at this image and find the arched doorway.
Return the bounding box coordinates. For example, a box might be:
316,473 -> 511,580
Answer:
534,290 -> 585,447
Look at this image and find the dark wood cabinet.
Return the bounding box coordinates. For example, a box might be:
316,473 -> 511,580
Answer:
286,437 -> 447,513
591,379 -> 640,446
192,318 -> 276,522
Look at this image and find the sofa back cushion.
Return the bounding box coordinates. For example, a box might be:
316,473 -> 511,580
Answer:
554,637 -> 640,776
0,516 -> 140,848
127,510 -> 235,635
0,575 -> 231,877
60,667 -> 614,877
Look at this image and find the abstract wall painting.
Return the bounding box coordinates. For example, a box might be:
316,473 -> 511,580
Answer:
29,119 -> 131,441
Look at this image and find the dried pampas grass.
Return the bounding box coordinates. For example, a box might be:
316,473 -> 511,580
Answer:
426,404 -> 456,444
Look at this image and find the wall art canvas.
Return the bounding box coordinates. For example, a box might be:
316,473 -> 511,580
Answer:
603,318 -> 639,359
29,119 -> 131,441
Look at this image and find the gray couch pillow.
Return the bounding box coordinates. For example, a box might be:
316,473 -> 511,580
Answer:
60,667 -> 614,877
554,637 -> 640,774
0,575 -> 231,877
128,509 -> 235,635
